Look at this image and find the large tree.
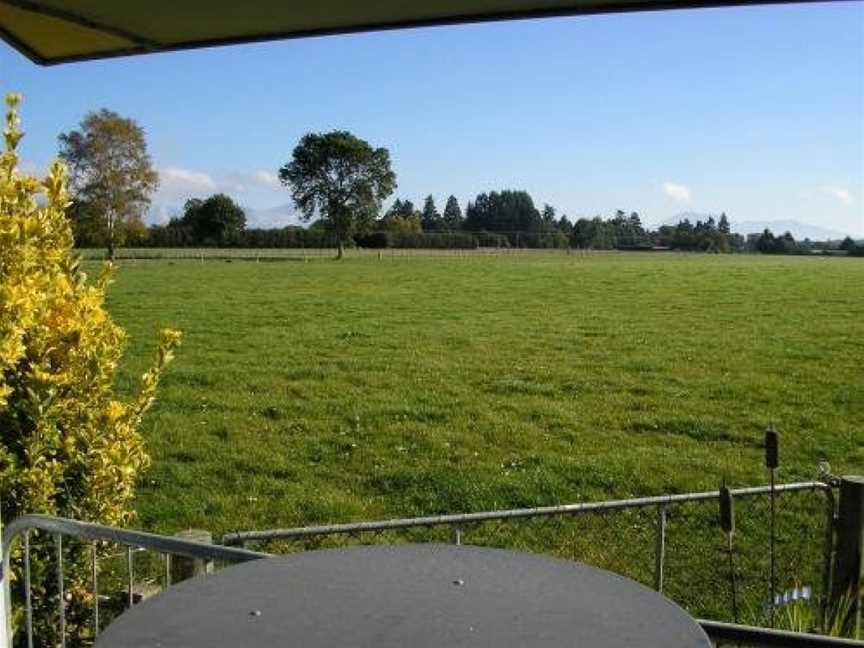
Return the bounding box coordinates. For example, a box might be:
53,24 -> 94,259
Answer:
839,236 -> 856,251
385,198 -> 418,220
443,195 -> 463,230
421,194 -> 442,231
180,193 -> 246,245
58,109 -> 158,260
463,190 -> 542,245
279,131 -> 396,259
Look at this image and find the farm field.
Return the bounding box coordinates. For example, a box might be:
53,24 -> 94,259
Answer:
77,246 -> 557,261
102,252 -> 863,618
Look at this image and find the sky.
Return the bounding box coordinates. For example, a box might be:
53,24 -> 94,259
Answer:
0,2 -> 862,235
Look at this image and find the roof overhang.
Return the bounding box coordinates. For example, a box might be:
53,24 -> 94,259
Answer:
0,0 -> 837,66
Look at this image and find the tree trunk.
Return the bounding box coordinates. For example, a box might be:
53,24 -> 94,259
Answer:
336,238 -> 344,260
106,211 -> 116,261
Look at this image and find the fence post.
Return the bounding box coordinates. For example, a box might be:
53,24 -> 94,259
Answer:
821,485 -> 837,627
451,525 -> 462,546
171,530 -> 214,583
654,505 -> 667,593
830,476 -> 864,636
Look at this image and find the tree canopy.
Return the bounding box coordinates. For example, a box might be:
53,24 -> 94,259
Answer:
464,190 -> 541,242
279,130 -> 396,258
421,195 -> 442,231
385,198 -> 418,220
58,108 -> 158,259
178,194 -> 247,246
443,195 -> 463,230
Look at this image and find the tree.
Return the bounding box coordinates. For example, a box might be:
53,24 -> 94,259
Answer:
463,190 -> 542,245
756,228 -> 777,254
1,94 -> 180,644
443,195 -> 463,230
840,236 -> 856,251
755,228 -> 798,254
557,214 -> 573,236
778,231 -> 798,254
385,198 -> 417,220
58,108 -> 158,260
381,214 -> 422,234
279,131 -> 396,259
180,193 -> 246,245
421,194 -> 442,231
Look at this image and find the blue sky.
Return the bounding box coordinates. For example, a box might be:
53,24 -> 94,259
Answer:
1,2 -> 862,235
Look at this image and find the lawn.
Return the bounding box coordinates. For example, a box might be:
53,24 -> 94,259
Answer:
102,252 -> 863,618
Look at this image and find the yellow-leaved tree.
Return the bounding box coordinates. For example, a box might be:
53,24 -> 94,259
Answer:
0,94 -> 180,643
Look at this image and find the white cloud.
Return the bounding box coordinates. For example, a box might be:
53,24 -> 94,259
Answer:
254,170 -> 280,187
150,166 -> 288,225
662,182 -> 692,203
154,166 -> 216,204
148,203 -> 182,225
160,167 -> 215,190
820,186 -> 852,206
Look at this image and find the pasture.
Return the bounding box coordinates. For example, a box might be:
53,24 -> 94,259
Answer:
102,252 -> 863,617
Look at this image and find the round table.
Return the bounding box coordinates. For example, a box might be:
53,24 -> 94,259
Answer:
96,544 -> 711,647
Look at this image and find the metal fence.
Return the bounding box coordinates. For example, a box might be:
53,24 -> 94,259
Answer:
2,481 -> 859,647
0,515 -> 266,647
223,481 -> 835,624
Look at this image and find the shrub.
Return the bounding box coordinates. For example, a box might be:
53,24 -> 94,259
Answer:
356,231 -> 393,248
476,230 -> 510,248
356,231 -> 478,250
0,94 -> 181,644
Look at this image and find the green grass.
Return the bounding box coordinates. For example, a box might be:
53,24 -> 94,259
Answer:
101,252 -> 864,619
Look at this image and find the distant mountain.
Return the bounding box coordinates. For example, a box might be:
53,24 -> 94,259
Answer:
732,220 -> 851,241
661,213 -> 851,241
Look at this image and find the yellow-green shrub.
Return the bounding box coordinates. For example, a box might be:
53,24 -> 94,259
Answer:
0,94 -> 180,643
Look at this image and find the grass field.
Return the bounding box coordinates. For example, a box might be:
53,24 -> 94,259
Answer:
78,246 -> 560,261
101,252 -> 863,618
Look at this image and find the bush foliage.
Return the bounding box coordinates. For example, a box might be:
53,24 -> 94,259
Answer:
0,94 -> 180,642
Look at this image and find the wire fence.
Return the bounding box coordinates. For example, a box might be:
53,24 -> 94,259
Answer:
0,482 -> 844,647
75,246 -> 605,262
223,482 -> 834,626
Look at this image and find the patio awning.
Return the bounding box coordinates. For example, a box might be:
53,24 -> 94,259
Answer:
0,0 -> 824,65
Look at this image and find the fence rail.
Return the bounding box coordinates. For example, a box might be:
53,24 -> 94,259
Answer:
222,481 -> 830,544
1,515 -> 267,647
223,481 -> 838,631
700,620 -> 864,647
1,481 -> 857,647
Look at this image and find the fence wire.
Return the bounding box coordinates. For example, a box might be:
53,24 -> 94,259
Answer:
2,484 -> 835,646
246,485 -> 832,624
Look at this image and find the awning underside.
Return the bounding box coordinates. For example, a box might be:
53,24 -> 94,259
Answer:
0,0 -> 825,65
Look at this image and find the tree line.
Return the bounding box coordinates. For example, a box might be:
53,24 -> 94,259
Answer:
57,110 -> 860,258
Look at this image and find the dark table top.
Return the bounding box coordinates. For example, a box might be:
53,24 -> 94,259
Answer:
96,544 -> 711,647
